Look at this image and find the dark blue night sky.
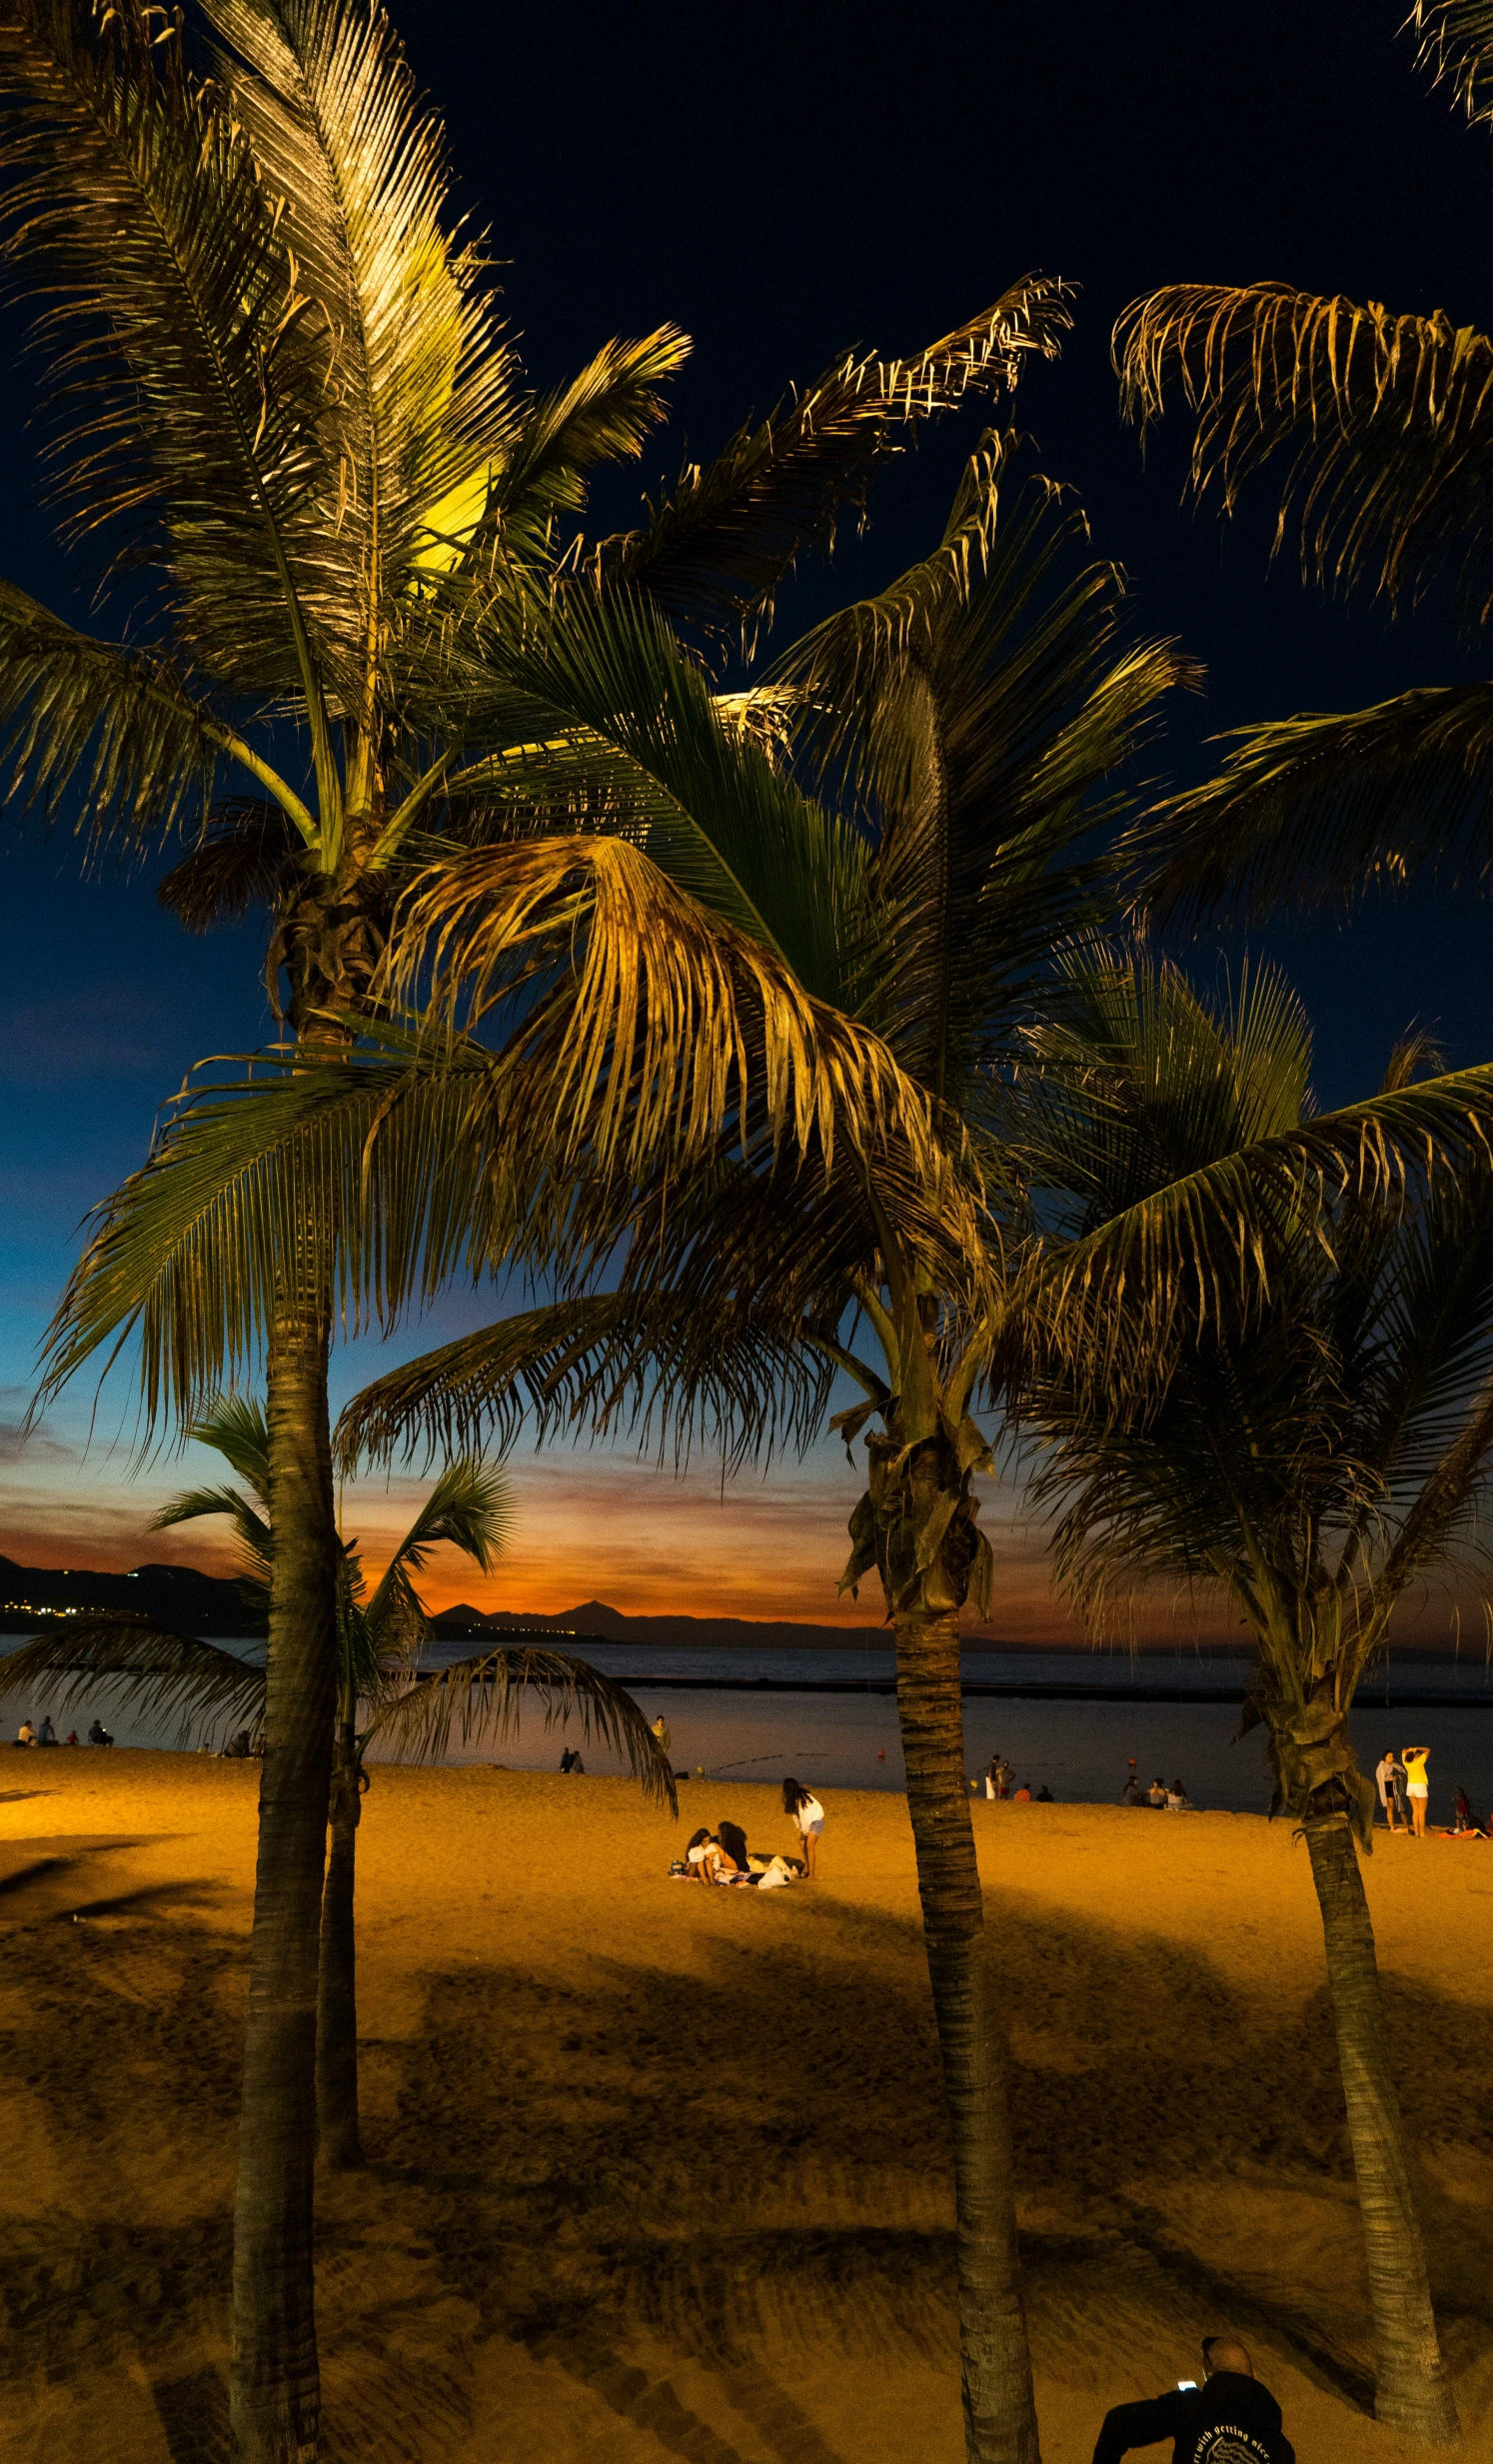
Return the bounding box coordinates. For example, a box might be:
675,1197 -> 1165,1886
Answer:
6,0 -> 1493,1624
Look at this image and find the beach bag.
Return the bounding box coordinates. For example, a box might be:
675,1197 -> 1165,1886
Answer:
754,1857 -> 794,1890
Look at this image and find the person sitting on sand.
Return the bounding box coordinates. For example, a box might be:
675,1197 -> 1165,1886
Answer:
64,1731 -> 78,1747
782,1778 -> 825,1879
1403,1744 -> 1432,1838
1146,1776 -> 1167,1807
1091,2332 -> 1295,2462
687,1828 -> 751,1885
1036,1784 -> 1054,1802
36,1716 -> 56,1746
15,1719 -> 35,1747
87,1719 -> 113,1747
1012,1781 -> 1032,1803
718,1818 -> 749,1872
1165,1779 -> 1191,1811
559,1747 -> 585,1774
1121,1775 -> 1142,1807
1448,1785 -> 1486,1838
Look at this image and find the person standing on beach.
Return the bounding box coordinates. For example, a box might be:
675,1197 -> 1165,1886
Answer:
782,1777 -> 825,1879
651,1714 -> 673,1758
1375,1749 -> 1402,1832
984,1754 -> 1000,1800
1403,1745 -> 1432,1839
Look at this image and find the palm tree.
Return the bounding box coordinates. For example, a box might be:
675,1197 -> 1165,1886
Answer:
1110,3 -> 1493,921
0,1394 -> 672,2177
0,5 -> 1065,2448
315,436 -> 1196,2464
1008,953 -> 1493,2445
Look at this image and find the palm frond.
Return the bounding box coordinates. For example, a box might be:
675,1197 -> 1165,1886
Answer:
156,803 -> 307,932
0,1617 -> 266,1742
362,1457 -> 512,1648
202,0 -> 526,667
0,579 -> 239,855
335,1290 -> 836,1474
469,326 -> 692,565
365,1645 -> 677,1811
401,587 -> 875,1009
1114,280 -> 1493,636
767,432 -> 1195,1098
152,1481 -> 274,1583
1411,0 -> 1493,125
0,0 -> 345,784
583,277 -> 1073,643
1127,683 -> 1493,925
388,827 -> 940,1188
1013,956 -> 1493,1389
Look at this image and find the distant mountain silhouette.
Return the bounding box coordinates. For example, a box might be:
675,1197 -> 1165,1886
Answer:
0,1554 -> 265,1636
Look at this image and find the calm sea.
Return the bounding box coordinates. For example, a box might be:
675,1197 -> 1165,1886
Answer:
6,1642 -> 1493,1821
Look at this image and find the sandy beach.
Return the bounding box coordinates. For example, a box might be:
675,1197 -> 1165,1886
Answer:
1,1754 -> 1489,2464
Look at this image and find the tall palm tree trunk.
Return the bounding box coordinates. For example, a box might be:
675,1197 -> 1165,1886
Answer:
230,1300 -> 340,2464
1303,1810 -> 1458,2444
316,1718 -> 365,2170
895,1604 -> 1040,2464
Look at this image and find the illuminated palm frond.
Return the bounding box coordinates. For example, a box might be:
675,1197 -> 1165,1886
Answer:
1127,682 -> 1493,923
200,0 -> 525,663
583,278 -> 1073,643
1116,280 -> 1493,637
335,1290 -> 836,1474
766,429 -> 1195,1099
1411,0 -> 1493,125
1010,954 -> 1493,1396
469,327 -> 693,566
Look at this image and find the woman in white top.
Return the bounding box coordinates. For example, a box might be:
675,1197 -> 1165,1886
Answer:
782,1777 -> 824,1880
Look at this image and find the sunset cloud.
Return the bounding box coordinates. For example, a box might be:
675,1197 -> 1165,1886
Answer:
0,1421 -> 1474,1652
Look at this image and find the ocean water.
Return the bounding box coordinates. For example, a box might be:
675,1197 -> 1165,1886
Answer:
5,1641 -> 1493,1822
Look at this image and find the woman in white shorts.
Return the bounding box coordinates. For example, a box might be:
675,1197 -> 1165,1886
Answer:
782,1777 -> 825,1880
1402,1745 -> 1432,1840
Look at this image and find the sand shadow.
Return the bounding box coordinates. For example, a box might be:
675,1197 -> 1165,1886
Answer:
149,2366 -> 232,2464
376,1896 -> 1493,2428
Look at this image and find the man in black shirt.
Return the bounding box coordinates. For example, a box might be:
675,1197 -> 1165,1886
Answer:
1092,2335 -> 1295,2463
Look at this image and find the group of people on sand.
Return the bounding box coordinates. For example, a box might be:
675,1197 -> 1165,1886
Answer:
676,1778 -> 824,1890
981,1755 -> 1053,1802
1121,1763 -> 1195,1810
1375,1744 -> 1488,1837
13,1716 -> 106,1747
